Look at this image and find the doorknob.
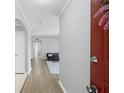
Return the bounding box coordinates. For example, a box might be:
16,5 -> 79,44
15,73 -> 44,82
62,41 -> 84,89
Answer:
86,85 -> 98,93
86,86 -> 92,93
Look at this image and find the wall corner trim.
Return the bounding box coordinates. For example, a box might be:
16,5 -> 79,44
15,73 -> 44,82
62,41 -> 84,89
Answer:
59,0 -> 70,16
58,80 -> 68,93
15,0 -> 32,31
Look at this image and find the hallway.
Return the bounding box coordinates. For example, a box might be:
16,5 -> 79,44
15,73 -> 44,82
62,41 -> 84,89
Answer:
21,57 -> 63,93
15,0 -> 91,92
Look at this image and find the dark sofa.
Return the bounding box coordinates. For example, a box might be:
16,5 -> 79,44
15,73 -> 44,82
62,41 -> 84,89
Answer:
46,53 -> 59,61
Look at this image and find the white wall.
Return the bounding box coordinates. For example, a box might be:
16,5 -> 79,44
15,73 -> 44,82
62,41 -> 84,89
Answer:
41,37 -> 59,59
15,0 -> 32,73
31,15 -> 60,37
32,37 -> 59,59
60,0 -> 90,93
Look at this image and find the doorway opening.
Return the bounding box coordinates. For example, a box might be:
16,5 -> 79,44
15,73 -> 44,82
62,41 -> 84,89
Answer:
32,41 -> 42,58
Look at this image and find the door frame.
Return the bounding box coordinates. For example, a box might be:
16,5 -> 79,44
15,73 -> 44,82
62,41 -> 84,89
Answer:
32,40 -> 42,58
24,28 -> 28,73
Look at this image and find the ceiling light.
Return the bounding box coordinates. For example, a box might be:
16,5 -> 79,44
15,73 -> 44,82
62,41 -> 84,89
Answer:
36,39 -> 39,40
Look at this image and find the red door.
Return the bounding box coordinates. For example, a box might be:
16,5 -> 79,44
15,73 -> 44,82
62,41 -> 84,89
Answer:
91,0 -> 109,93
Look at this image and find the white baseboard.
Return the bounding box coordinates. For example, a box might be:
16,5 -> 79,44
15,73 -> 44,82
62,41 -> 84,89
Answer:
15,74 -> 28,93
28,67 -> 32,75
58,80 -> 68,93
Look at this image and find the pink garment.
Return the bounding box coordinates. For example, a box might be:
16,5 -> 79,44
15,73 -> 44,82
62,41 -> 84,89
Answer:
104,20 -> 109,30
94,4 -> 109,31
99,11 -> 109,26
94,4 -> 109,18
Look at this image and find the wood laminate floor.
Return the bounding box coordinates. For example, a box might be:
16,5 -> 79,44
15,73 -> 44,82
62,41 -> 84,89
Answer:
21,57 -> 63,93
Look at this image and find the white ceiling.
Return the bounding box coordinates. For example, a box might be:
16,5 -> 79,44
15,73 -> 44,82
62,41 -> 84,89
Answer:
18,0 -> 67,15
17,0 -> 67,36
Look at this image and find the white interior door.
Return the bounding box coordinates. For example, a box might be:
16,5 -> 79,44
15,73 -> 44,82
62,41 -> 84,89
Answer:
15,31 -> 25,73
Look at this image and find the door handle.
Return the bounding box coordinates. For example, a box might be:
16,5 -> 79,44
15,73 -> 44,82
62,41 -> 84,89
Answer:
90,56 -> 98,63
86,85 -> 98,93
